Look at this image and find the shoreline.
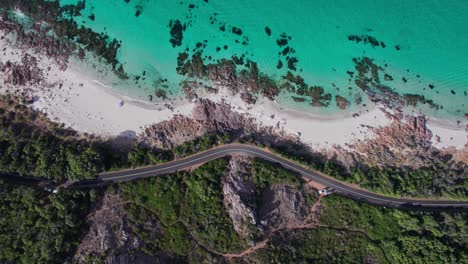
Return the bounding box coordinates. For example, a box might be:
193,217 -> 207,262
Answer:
0,36 -> 466,149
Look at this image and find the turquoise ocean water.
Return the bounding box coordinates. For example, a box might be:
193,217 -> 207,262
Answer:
58,0 -> 468,119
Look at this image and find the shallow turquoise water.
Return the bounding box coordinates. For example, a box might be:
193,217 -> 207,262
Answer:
59,0 -> 468,119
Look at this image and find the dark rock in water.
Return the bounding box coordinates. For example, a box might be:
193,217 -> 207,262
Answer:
265,26 -> 271,36
335,95 -> 350,110
88,14 -> 95,21
395,45 -> 401,50
276,60 -> 283,69
277,38 -> 288,46
450,90 -> 456,95
403,93 -> 440,109
402,77 -> 407,83
155,89 -> 167,99
219,24 -> 226,32
287,57 -> 298,71
188,4 -> 195,9
176,52 -> 207,78
135,8 -> 141,17
291,96 -> 306,102
348,34 -> 381,48
384,73 -> 393,81
232,26 -> 243,35
282,46 -> 290,56
232,55 -> 244,65
148,95 -> 153,101
216,46 -> 221,52
429,84 -> 434,89
169,19 -> 185,47
223,45 -> 228,50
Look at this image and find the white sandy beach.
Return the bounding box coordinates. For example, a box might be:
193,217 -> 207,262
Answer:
0,37 -> 466,150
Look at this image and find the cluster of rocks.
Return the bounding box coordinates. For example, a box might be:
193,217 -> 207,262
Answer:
0,53 -> 45,86
335,95 -> 350,109
282,71 -> 333,107
275,33 -> 298,71
139,98 -> 299,149
176,50 -> 357,109
348,34 -> 386,48
347,109 -> 466,172
177,52 -> 280,103
353,57 -> 440,110
168,19 -> 186,47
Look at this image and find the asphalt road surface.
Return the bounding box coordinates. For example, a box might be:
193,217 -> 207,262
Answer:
96,144 -> 468,209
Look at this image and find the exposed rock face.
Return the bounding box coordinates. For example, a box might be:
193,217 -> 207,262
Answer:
258,185 -> 309,230
221,156 -> 314,242
139,98 -> 299,149
74,194 -> 158,264
222,156 -> 257,239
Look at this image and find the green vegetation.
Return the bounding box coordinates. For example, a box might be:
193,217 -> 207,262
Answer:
0,97 -> 466,263
253,195 -> 467,263
319,195 -> 467,263
0,180 -> 92,263
127,143 -> 172,167
0,96 -> 173,180
269,143 -> 467,199
119,159 -> 246,259
346,165 -> 468,198
173,133 -> 232,157
251,158 -> 302,189
0,98 -> 108,180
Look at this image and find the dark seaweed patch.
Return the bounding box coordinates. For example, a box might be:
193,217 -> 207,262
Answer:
276,60 -> 283,69
348,34 -> 382,48
135,6 -> 142,17
231,26 -> 243,35
169,19 -> 186,47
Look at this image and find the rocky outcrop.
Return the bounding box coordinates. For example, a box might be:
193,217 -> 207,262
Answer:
74,194 -> 158,264
222,156 -> 257,239
350,110 -> 435,168
139,98 -> 299,149
258,185 -> 309,230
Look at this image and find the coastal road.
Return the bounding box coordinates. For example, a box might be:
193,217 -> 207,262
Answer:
96,144 -> 468,210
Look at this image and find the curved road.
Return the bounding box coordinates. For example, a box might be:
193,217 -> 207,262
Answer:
94,144 -> 468,210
